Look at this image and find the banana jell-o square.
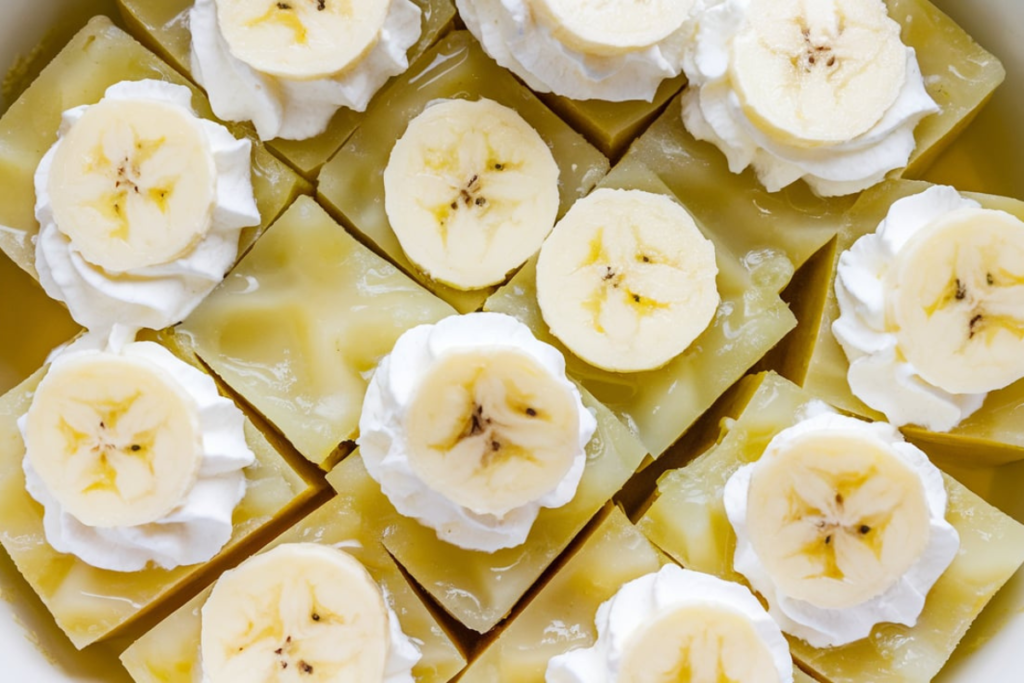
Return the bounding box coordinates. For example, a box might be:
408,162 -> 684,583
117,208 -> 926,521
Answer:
120,486 -> 466,683
115,0 -> 458,178
0,16 -> 308,282
484,157 -> 797,459
317,30 -> 611,315
176,195 -> 457,469
323,381 -> 647,634
0,345 -> 323,650
638,371 -> 1024,683
785,178 -> 1024,466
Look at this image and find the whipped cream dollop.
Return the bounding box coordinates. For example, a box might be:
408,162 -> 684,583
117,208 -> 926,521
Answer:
358,312 -> 596,552
833,185 -> 987,431
34,79 -> 260,339
680,0 -> 939,196
457,0 -> 690,102
19,340 -> 255,572
723,409 -> 960,647
546,564 -> 793,683
190,0 -> 421,141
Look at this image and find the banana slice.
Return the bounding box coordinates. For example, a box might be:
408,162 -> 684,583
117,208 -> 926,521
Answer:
730,0 -> 908,148
47,97 -> 217,273
535,188 -> 719,373
214,0 -> 390,80
24,352 -> 203,528
618,605 -> 782,683
528,0 -> 693,57
745,425 -> 931,610
887,207 -> 1024,395
404,348 -> 582,517
383,98 -> 560,291
201,543 -> 391,682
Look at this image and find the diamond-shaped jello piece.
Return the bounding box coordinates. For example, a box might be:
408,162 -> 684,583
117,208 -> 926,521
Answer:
317,30 -> 611,314
485,157 -> 797,458
638,372 -> 1024,683
177,195 -> 456,468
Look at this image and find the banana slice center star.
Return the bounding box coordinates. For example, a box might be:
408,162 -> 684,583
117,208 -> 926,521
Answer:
620,605 -> 781,683
746,430 -> 931,610
404,348 -> 581,516
48,97 -> 217,273
890,207 -> 1024,395
25,354 -> 204,528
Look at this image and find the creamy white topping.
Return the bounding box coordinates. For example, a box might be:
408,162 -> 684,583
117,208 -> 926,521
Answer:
358,312 -> 596,552
833,185 -> 987,431
545,564 -> 793,683
34,79 -> 260,339
19,340 -> 254,572
723,410 -> 960,647
680,0 -> 939,196
190,0 -> 422,141
382,587 -> 422,683
457,0 -> 689,102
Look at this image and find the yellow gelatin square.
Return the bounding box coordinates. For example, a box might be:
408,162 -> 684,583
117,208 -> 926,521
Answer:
0,17 -> 309,283
115,0 -> 458,178
638,372 -> 1024,683
484,157 -> 797,458
325,384 -> 647,634
0,358 -> 323,650
120,491 -> 466,683
177,196 -> 457,468
459,505 -> 668,682
788,179 -> 1024,466
317,30 -> 611,315
538,73 -> 687,160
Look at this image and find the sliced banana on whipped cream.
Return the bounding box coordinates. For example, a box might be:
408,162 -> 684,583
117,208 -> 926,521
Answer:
457,0 -> 692,101
681,0 -> 938,196
18,340 -> 255,572
834,185 -> 1024,431
384,98 -> 560,291
536,188 -> 719,373
359,312 -> 596,552
200,543 -> 420,683
724,407 -> 960,647
34,79 -> 260,336
190,0 -> 422,140
545,564 -> 793,683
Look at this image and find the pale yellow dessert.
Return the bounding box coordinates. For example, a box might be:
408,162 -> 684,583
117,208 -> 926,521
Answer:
114,0 -> 457,177
120,491 -> 465,683
638,372 -> 1024,683
317,30 -> 611,314
0,354 -> 322,649
0,17 -> 309,283
176,195 -> 457,469
786,179 -> 1024,466
326,378 -> 647,634
485,157 -> 797,458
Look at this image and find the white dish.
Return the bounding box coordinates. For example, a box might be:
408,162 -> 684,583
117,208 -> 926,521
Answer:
0,0 -> 1022,680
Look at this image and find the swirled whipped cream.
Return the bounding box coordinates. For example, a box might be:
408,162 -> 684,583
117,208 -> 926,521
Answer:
19,340 -> 255,572
190,0 -> 422,141
457,0 -> 691,102
546,564 -> 793,683
358,312 -> 596,552
833,185 -> 989,431
680,0 -> 939,196
724,409 -> 960,647
34,79 -> 260,339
